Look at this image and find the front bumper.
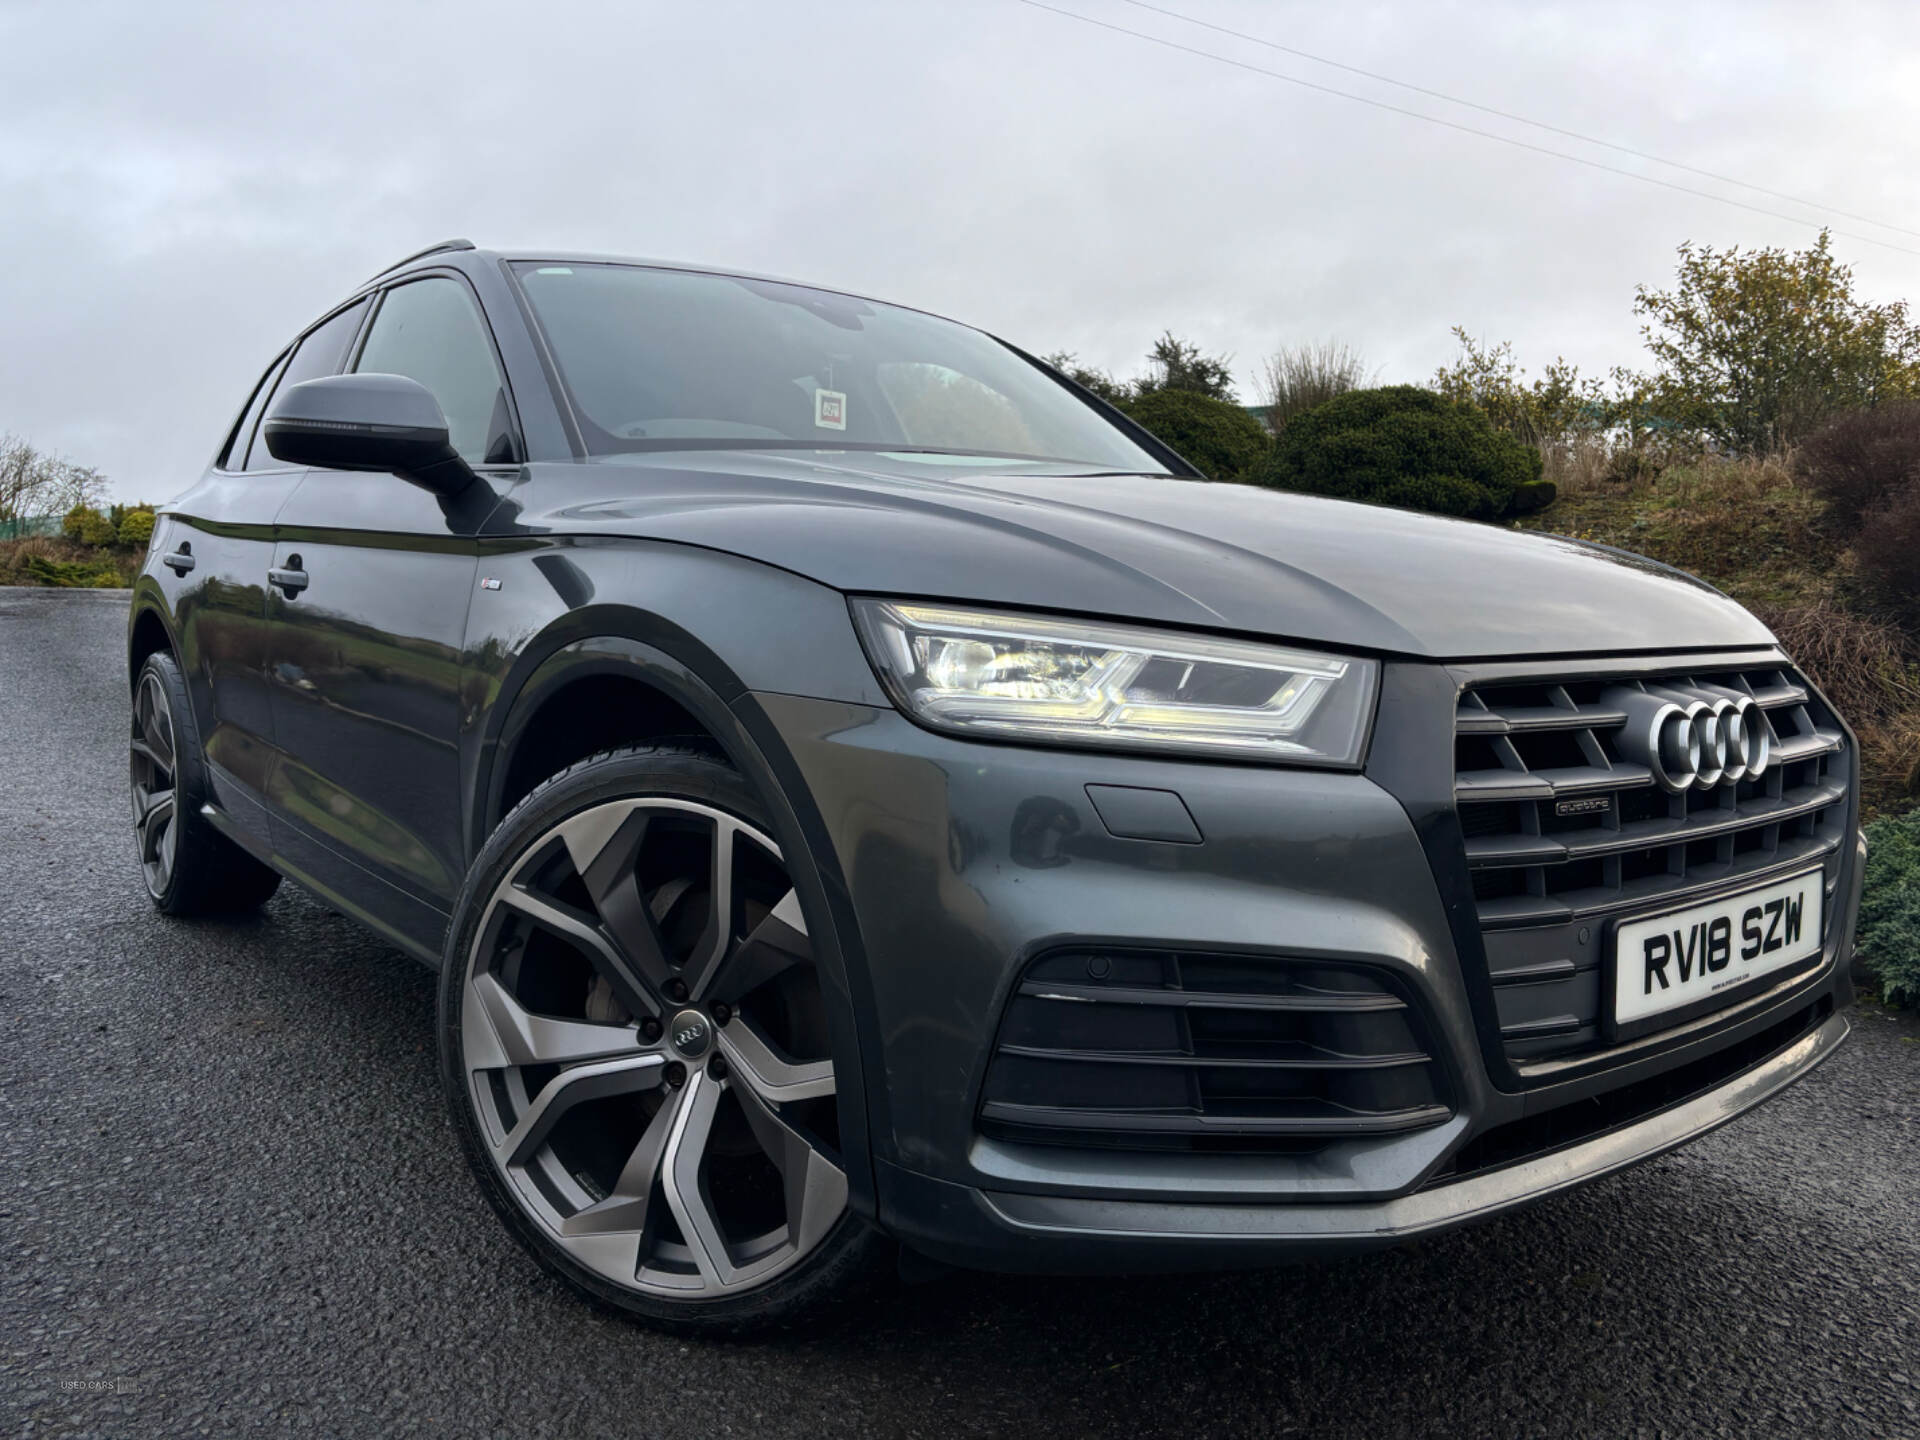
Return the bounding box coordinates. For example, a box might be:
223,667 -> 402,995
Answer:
746,675 -> 1860,1272
878,1008 -> 1848,1271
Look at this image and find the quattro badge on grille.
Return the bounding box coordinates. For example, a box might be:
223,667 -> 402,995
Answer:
1555,796 -> 1612,817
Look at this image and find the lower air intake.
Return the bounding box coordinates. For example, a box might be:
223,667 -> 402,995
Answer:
978,949 -> 1452,1153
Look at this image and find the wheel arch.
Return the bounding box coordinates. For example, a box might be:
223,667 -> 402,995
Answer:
471,609 -> 888,1213
127,596 -> 178,688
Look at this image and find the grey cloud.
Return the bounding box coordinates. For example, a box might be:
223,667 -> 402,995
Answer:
2,0 -> 1916,501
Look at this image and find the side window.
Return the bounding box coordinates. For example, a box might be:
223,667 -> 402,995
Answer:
244,299 -> 370,471
354,278 -> 514,464
219,350 -> 289,470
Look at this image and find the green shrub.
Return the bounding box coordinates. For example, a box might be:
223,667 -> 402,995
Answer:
1860,807 -> 1920,1007
1254,385 -> 1544,519
1121,388 -> 1270,481
117,508 -> 156,549
22,553 -> 122,588
67,505 -> 118,547
1511,479 -> 1558,514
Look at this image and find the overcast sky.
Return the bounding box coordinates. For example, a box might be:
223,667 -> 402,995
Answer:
4,0 -> 1918,503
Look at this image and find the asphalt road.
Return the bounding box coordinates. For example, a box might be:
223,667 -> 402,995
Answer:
4,586 -> 1919,1439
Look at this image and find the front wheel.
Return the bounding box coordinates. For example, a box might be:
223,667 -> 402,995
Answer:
438,746 -> 884,1334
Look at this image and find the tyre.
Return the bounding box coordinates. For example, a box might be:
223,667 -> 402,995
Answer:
129,651 -> 282,915
438,745 -> 885,1334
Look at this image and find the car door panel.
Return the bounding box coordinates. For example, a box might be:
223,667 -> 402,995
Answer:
154,470 -> 303,852
258,273 -> 519,949
263,475 -> 503,921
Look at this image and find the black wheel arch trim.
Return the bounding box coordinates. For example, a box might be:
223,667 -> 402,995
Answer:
126,588 -> 181,684
473,617 -> 891,1214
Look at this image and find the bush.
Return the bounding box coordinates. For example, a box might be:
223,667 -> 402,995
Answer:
1253,385 -> 1543,519
61,503 -> 93,541
118,508 -> 156,549
1121,388 -> 1270,481
1859,807 -> 1920,1007
21,553 -> 123,587
1793,401 -> 1920,527
1853,481 -> 1920,619
80,509 -> 117,547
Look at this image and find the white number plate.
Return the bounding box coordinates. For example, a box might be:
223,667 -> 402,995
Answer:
1612,869 -> 1824,1028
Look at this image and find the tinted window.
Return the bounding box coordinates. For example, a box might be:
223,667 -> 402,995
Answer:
245,300 -> 369,471
354,278 -> 510,464
511,262 -> 1164,471
220,351 -> 288,470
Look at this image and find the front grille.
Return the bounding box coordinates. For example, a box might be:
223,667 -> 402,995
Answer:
1454,660 -> 1849,1067
978,949 -> 1453,1152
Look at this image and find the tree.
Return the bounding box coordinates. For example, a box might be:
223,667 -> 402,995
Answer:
1134,332 -> 1237,402
1630,231 -> 1920,455
1430,330 -> 1610,449
1044,333 -> 1239,406
0,434 -> 105,533
1040,352 -> 1131,406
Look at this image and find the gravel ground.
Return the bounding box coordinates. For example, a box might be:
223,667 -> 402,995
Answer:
3,585 -> 1918,1439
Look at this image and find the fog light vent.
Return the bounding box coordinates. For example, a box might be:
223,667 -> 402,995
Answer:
978,949 -> 1452,1153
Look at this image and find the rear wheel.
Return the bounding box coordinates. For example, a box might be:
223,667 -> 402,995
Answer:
439,746 -> 883,1334
129,650 -> 281,915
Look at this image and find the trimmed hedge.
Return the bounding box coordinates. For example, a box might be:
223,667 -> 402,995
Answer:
1253,385 -> 1544,519
1121,388 -> 1270,481
1860,807 -> 1920,1008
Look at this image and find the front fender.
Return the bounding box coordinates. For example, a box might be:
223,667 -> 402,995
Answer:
460,535 -> 895,1209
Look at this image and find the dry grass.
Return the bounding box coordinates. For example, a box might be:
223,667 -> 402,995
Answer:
1520,454 -> 1833,612
1537,435 -> 1614,494
1857,716 -> 1920,818
0,536 -> 141,587
1753,600 -> 1920,727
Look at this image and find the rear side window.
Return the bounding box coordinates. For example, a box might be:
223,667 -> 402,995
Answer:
243,299 -> 370,471
219,351 -> 289,470
354,278 -> 512,464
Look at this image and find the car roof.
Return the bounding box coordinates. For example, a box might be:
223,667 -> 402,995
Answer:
371,240 -> 921,320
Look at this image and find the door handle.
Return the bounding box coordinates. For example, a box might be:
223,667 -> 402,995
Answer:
269,558 -> 310,599
161,547 -> 196,575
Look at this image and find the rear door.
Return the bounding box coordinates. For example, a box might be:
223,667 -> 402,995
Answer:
157,299 -> 368,851
263,273 -> 518,954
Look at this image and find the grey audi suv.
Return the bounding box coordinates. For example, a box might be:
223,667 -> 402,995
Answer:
126,240 -> 1862,1332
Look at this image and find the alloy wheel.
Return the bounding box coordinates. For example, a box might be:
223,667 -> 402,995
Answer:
458,798 -> 848,1299
129,670 -> 179,899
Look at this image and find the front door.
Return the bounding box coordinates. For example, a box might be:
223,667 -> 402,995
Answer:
161,295 -> 372,852
261,274 -> 518,956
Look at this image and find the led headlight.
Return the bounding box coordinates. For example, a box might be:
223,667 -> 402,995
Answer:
850,599 -> 1379,766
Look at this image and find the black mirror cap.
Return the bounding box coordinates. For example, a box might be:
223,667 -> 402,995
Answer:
263,373 -> 477,495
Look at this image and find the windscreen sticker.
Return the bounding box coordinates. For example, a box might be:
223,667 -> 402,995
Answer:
815,388 -> 847,430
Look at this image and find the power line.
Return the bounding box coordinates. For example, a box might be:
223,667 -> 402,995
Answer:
1010,0 -> 1920,261
1120,0 -> 1920,242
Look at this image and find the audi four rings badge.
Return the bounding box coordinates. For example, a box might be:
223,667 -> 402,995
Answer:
1601,682 -> 1772,792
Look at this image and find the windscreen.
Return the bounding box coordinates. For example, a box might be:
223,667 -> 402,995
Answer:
511,262 -> 1166,471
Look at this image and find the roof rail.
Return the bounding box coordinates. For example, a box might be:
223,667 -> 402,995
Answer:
367,238 -> 476,282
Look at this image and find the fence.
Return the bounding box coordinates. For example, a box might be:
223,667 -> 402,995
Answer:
0,514 -> 63,540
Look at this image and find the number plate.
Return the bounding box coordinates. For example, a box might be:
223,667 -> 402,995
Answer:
1611,869 -> 1824,1034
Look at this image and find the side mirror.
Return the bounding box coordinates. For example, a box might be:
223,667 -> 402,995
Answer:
263,373 -> 476,495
